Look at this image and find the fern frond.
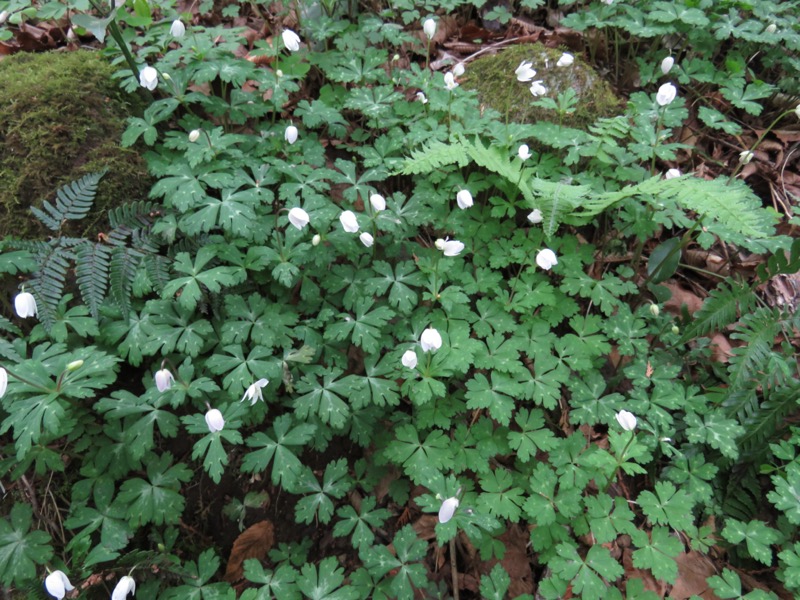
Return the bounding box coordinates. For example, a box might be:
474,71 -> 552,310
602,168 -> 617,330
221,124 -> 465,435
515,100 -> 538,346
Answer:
400,140 -> 470,175
109,246 -> 144,321
721,465 -> 761,521
144,254 -> 171,293
75,243 -> 112,320
108,200 -> 161,230
680,280 -> 757,342
727,308 -> 782,391
0,315 -> 23,362
756,237 -> 800,283
29,170 -> 106,231
28,241 -> 79,331
736,384 -> 800,458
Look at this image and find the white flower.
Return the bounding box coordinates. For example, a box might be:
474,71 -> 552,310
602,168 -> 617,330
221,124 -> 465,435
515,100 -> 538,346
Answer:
444,71 -> 458,91
241,378 -> 269,405
66,27 -> 76,41
139,66 -> 158,90
420,327 -> 442,352
112,575 -> 136,600
527,209 -> 543,224
456,189 -> 473,209
453,62 -> 465,77
616,409 -> 637,431
739,150 -> 754,165
518,144 -> 531,160
14,291 -> 37,318
765,23 -> 777,34
796,104 -> 800,119
665,168 -> 681,179
169,19 -> 185,38
188,129 -> 201,142
359,232 -> 374,247
0,367 -> 6,399
434,237 -> 465,257
282,29 -> 301,52
423,18 -> 436,40
312,234 -> 321,246
154,368 -> 174,392
370,194 -> 386,212
556,53 -> 574,67
288,207 -> 310,230
601,0 -> 613,4
0,11 -> 9,24
660,56 -> 674,75
439,496 -> 459,523
656,82 -> 677,106
515,60 -> 536,82
285,125 -> 298,145
205,408 -> 225,432
44,571 -> 74,600
339,210 -> 359,233
401,350 -> 417,369
416,91 -> 428,104
536,248 -> 558,270
529,80 -> 547,97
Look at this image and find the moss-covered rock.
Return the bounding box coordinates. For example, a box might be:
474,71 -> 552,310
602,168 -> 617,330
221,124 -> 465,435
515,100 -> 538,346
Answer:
462,43 -> 621,128
0,50 -> 150,239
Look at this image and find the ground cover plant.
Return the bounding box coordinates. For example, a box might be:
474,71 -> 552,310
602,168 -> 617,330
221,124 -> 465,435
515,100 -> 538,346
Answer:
0,0 -> 800,598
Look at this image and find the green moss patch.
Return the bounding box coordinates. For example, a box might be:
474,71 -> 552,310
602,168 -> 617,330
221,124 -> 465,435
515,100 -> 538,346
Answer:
462,43 -> 621,128
0,50 -> 150,239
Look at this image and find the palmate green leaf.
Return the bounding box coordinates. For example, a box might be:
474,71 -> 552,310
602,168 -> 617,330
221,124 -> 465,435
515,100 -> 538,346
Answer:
507,408 -> 556,463
324,298 -> 394,354
477,468 -> 525,521
706,567 -> 777,600
64,477 -> 130,561
296,556 -> 359,600
365,260 -> 423,314
722,519 -> 781,566
294,370 -> 351,429
140,299 -> 215,358
768,463 -> 800,525
0,503 -> 53,587
685,412 -> 744,459
206,344 -> 280,397
294,459 -> 352,525
464,372 -> 520,426
583,494 -> 635,543
663,453 -> 717,505
221,294 -> 298,349
241,414 -> 316,488
162,548 -> 235,600
340,355 -> 400,409
359,526 -> 428,600
473,333 -> 527,376
778,543 -> 800,591
637,481 -> 695,531
95,390 -> 180,461
383,424 -> 454,485
161,248 -> 246,312
115,452 -> 192,527
631,527 -> 683,584
178,188 -> 261,238
182,403 -> 244,484
479,564 -> 511,600
547,543 -> 623,600
241,561 -> 300,600
333,496 -> 391,551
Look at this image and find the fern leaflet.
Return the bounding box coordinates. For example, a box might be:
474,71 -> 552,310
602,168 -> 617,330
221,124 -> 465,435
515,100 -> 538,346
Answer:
75,243 -> 112,320
29,170 -> 106,232
680,281 -> 757,342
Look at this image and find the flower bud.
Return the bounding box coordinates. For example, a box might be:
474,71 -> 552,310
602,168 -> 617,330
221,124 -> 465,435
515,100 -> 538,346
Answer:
649,304 -> 660,317
423,18 -> 436,40
660,56 -> 674,75
765,23 -> 777,34
312,234 -> 321,246
0,11 -> 9,24
188,129 -> 201,142
671,325 -> 680,335
439,497 -> 459,523
66,359 -> 84,372
739,150 -> 754,165
615,409 -> 637,431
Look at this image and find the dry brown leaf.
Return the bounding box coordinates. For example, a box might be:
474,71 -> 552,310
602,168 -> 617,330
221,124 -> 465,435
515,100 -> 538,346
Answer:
663,281 -> 704,316
223,520 -> 275,582
669,551 -> 720,600
709,334 -> 732,363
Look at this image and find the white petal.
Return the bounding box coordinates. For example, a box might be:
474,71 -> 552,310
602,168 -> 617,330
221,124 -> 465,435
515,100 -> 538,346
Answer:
438,497 -> 459,523
288,207 -> 309,229
339,210 -> 359,233
205,409 -> 225,432
401,350 -> 417,369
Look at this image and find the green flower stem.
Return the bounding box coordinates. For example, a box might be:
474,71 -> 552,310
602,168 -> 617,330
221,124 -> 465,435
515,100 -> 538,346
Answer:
605,430 -> 636,493
450,536 -> 460,600
727,107 -> 798,185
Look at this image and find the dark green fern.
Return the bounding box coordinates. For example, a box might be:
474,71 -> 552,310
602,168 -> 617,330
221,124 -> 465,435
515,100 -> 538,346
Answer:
29,170 -> 107,232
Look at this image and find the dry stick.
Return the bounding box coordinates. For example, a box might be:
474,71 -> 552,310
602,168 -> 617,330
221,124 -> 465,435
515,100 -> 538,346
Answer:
450,537 -> 459,600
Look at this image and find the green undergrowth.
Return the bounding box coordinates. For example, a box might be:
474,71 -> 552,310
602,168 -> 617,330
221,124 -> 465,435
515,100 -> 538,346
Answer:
0,0 -> 799,599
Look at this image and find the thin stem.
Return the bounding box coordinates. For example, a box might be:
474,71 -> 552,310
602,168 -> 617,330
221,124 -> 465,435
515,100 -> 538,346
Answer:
727,108 -> 797,185
449,536 -> 459,600
604,430 -> 636,492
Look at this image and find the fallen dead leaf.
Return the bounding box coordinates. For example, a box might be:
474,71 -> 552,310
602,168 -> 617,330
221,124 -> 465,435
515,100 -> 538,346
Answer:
223,520 -> 275,582
669,551 -> 720,600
